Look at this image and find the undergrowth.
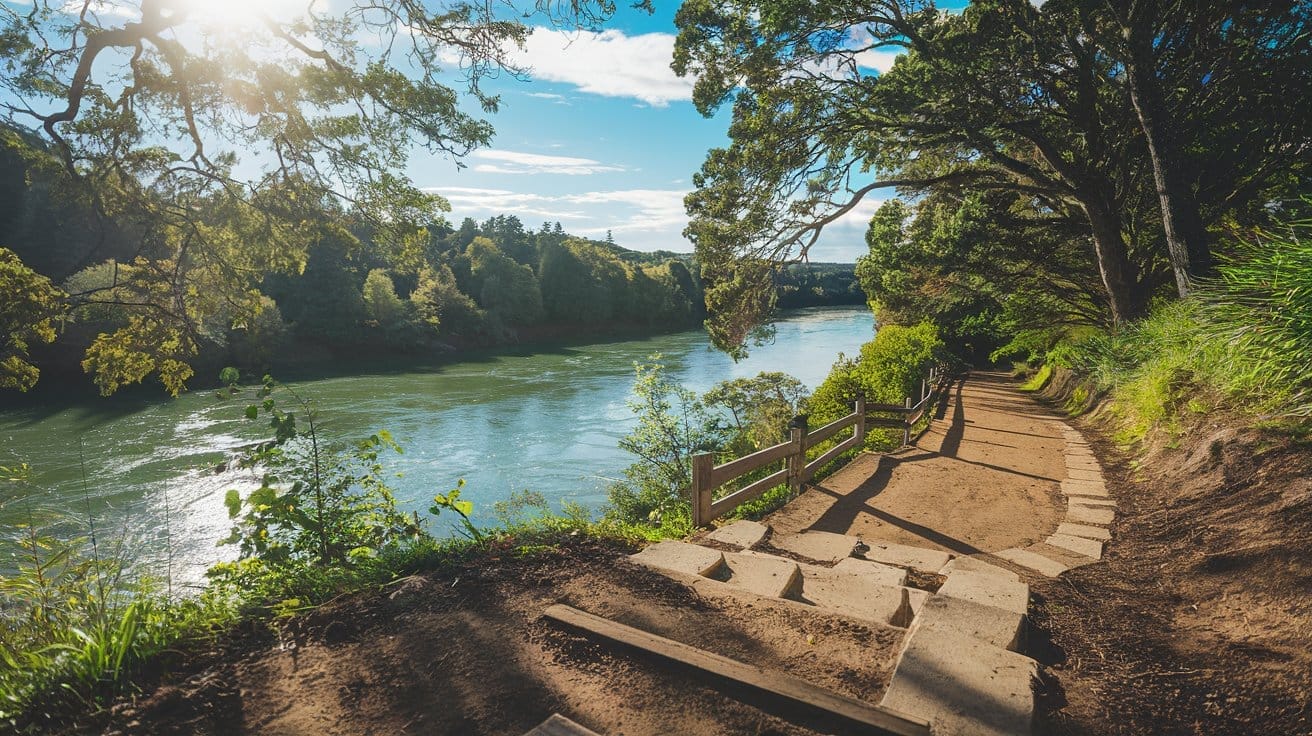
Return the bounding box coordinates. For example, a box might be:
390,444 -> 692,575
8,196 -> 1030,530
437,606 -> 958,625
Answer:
1034,209 -> 1312,443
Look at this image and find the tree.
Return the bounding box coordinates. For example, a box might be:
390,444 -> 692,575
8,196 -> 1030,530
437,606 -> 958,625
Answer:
0,0 -> 618,392
362,269 -> 407,327
673,0 -> 1312,347
0,248 -> 64,391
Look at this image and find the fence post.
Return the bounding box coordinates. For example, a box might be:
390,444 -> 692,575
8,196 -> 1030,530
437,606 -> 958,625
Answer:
854,396 -> 867,447
902,396 -> 913,446
787,415 -> 809,494
921,376 -> 927,402
691,453 -> 714,527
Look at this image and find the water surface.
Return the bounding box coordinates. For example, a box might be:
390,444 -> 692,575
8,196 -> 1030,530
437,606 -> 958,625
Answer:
0,307 -> 874,583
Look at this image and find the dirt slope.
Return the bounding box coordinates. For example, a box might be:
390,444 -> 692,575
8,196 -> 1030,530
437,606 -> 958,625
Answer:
71,540 -> 905,736
1032,411 -> 1312,735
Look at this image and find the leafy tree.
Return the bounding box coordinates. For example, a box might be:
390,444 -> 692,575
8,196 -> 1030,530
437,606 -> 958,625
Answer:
703,372 -> 807,454
362,269 -> 407,328
409,264 -> 485,338
0,0 -> 619,391
810,323 -> 945,430
0,247 -> 64,391
467,238 -> 543,326
608,358 -> 722,525
673,0 -> 1312,348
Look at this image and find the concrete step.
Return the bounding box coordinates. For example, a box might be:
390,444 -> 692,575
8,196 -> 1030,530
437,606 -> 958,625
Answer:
1028,542 -> 1099,570
824,556 -> 909,588
1066,468 -> 1104,482
860,541 -> 953,573
769,530 -> 859,563
880,626 -> 1037,736
629,541 -> 724,577
914,594 -> 1025,651
1067,505 -> 1115,526
938,556 -> 1020,582
794,566 -> 911,627
1045,533 -> 1104,559
1069,497 -> 1116,509
704,520 -> 769,549
936,570 -> 1029,616
994,547 -> 1069,578
1056,522 -> 1111,541
719,551 -> 803,599
1061,479 -> 1109,497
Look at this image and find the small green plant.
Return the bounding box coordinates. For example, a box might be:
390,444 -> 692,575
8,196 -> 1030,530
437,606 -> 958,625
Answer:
431,479 -> 485,543
216,373 -> 418,572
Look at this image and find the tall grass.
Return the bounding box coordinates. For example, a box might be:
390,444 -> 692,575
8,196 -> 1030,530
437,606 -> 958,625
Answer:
1045,208 -> 1312,441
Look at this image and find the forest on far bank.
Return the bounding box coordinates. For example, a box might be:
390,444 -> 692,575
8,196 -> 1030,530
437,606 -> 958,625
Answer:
1,129 -> 863,394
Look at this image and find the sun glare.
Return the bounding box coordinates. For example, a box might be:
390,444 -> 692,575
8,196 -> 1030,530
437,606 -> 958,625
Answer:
180,0 -> 310,33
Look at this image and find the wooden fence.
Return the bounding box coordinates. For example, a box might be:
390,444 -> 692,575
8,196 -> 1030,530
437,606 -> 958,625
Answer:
689,366 -> 954,527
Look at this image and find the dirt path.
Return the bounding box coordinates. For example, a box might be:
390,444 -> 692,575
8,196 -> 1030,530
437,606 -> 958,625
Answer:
767,372 -> 1066,553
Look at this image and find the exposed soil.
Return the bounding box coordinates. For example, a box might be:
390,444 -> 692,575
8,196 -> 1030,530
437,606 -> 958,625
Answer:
60,538 -> 906,736
1032,409 -> 1312,735
766,372 -> 1067,555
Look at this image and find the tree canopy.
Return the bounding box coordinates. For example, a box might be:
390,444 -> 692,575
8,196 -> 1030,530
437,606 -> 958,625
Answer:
674,0 -> 1312,349
0,0 -> 620,391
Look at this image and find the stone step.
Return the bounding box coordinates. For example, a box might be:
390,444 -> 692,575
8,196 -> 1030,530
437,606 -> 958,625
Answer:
794,566 -> 912,627
629,541 -> 724,577
860,541 -> 953,573
1061,479 -> 1109,497
1056,522 -> 1111,541
994,547 -> 1069,578
914,594 -> 1025,651
1069,497 -> 1116,509
938,556 -> 1020,582
704,520 -> 769,549
770,530 -> 859,563
1066,468 -> 1104,482
824,556 -> 909,588
1067,505 -> 1115,526
880,626 -> 1037,736
1045,533 -> 1104,560
720,551 -> 803,598
936,570 -> 1029,616
1028,542 -> 1100,570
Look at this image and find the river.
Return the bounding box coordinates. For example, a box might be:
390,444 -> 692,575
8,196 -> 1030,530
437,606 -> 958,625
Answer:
0,306 -> 874,584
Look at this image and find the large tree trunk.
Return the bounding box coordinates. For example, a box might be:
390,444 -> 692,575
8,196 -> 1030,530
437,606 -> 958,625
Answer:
1083,198 -> 1147,325
1123,18 -> 1212,296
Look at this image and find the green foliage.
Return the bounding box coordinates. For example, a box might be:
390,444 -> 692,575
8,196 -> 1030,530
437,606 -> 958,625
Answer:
430,479 -> 485,543
1039,212 -> 1312,439
810,323 -> 946,434
0,246 -> 64,391
607,358 -> 722,529
703,372 -> 807,454
1199,214 -> 1312,416
362,269 -> 408,328
215,374 -> 417,573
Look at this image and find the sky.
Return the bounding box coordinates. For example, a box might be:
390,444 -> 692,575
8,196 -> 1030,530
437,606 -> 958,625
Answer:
409,2 -> 894,263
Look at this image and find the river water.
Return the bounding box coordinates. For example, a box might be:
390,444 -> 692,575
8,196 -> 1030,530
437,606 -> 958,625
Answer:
0,306 -> 873,584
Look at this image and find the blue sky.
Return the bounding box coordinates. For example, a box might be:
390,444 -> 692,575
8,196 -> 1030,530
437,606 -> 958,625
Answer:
411,2 -> 894,263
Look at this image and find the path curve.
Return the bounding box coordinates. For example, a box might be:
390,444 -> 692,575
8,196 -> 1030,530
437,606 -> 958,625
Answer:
766,372 -> 1067,554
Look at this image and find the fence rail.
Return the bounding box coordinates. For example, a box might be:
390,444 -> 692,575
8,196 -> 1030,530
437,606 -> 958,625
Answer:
690,366 -> 955,527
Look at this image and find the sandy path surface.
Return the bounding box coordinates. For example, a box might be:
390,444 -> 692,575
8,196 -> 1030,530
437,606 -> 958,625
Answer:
767,372 -> 1066,554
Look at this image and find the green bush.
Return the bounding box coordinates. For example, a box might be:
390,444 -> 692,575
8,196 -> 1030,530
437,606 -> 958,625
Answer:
809,322 -> 946,446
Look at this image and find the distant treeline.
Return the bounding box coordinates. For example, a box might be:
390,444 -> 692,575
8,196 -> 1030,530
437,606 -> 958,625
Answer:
1,128 -> 864,389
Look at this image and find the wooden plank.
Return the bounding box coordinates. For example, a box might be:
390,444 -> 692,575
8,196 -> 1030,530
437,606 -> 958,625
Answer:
804,413 -> 857,448
803,432 -> 861,480
522,713 -> 602,736
542,605 -> 931,736
692,454 -> 714,527
709,467 -> 790,518
866,402 -> 911,413
710,439 -> 795,488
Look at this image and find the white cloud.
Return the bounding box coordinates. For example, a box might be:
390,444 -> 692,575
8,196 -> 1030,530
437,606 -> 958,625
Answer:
470,149 -> 626,176
853,49 -> 901,74
510,28 -> 694,107
562,189 -> 687,235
